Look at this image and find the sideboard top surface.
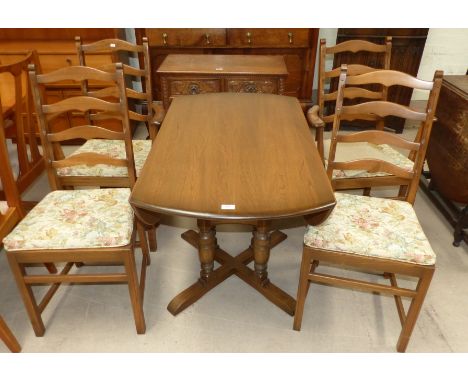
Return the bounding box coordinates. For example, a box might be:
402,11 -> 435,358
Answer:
443,75 -> 468,95
157,54 -> 288,76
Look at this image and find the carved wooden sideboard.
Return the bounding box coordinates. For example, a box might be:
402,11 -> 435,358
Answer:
135,28 -> 319,109
0,28 -> 122,133
157,54 -> 288,109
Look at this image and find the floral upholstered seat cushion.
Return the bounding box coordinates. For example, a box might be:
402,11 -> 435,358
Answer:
2,188 -> 133,251
304,192 -> 436,265
323,139 -> 414,179
56,139 -> 151,177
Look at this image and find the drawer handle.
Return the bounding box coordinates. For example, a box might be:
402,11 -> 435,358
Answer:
246,32 -> 252,45
188,83 -> 200,95
162,32 -> 168,45
66,58 -> 73,65
244,82 -> 257,93
288,32 -> 293,44
205,33 -> 211,45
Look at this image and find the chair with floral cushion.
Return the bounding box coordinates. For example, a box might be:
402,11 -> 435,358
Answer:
75,36 -> 165,140
2,64 -> 149,336
293,66 -> 443,352
307,37 -> 392,160
73,37 -> 160,252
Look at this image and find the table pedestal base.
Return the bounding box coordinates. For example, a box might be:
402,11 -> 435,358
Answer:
167,229 -> 296,316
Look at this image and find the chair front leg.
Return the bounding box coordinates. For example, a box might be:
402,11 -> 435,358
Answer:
0,315 -> 21,352
293,248 -> 314,331
396,268 -> 434,352
123,250 -> 146,334
6,253 -> 45,336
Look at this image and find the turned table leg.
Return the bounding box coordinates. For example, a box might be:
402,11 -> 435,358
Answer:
253,221 -> 271,286
198,220 -> 216,283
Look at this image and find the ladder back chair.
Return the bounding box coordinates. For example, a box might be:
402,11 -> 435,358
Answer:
327,67 -> 443,202
308,37 -> 392,159
293,66 -> 443,352
75,36 -> 165,140
2,64 -> 149,337
75,37 -> 160,252
1,103 -> 56,352
0,51 -> 44,195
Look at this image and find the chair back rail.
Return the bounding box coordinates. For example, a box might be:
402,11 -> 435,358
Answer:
0,51 -> 44,194
317,37 -> 392,133
28,64 -> 136,190
325,39 -> 391,54
328,66 -> 443,204
75,36 -> 154,129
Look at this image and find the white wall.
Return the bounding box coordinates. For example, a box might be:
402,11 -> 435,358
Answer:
310,28 -> 468,101
413,28 -> 468,100
312,28 -> 338,100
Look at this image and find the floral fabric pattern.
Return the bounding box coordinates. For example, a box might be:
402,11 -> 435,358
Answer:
56,139 -> 151,177
323,139 -> 414,179
304,192 -> 436,265
3,188 -> 134,251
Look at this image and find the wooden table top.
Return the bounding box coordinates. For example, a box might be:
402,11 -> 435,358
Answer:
157,54 -> 288,76
130,93 -> 335,221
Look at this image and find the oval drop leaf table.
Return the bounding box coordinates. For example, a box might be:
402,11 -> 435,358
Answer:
130,92 -> 336,316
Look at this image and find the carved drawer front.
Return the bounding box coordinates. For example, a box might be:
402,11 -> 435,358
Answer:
228,28 -> 310,47
146,28 -> 226,47
168,79 -> 222,95
226,78 -> 279,94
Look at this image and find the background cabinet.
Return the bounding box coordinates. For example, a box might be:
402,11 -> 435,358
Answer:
333,28 -> 429,133
136,28 -> 319,110
0,28 -> 122,133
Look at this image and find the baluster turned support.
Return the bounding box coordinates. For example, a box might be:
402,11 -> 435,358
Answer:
253,221 -> 271,286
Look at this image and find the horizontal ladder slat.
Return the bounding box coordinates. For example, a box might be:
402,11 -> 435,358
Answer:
324,87 -> 383,101
346,70 -> 434,90
342,101 -> 427,121
43,96 -> 121,114
337,130 -> 420,151
81,39 -> 144,54
325,64 -> 381,78
36,66 -> 117,84
326,40 -> 389,54
52,152 -> 128,168
330,159 -> 414,179
48,125 -> 125,142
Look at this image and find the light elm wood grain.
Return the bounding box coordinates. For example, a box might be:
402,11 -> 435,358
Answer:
131,92 -> 335,220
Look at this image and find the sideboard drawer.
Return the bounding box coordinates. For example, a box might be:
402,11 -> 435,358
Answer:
227,28 -> 310,47
167,78 -> 222,96
225,78 -> 280,94
146,28 -> 226,47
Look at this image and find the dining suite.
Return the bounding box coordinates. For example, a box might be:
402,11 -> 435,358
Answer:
0,30 -> 445,354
